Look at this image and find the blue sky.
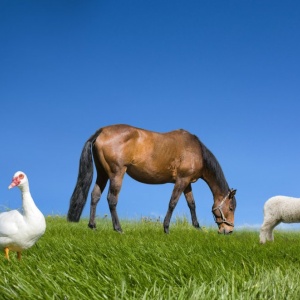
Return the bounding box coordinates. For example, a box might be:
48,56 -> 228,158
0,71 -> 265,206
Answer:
1,1 -> 300,229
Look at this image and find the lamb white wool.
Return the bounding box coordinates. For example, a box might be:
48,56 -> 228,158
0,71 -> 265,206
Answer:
260,196 -> 300,244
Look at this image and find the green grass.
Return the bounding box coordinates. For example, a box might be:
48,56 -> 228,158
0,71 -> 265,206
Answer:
1,216 -> 300,299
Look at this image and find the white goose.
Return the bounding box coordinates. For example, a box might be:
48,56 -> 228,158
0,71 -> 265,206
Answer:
0,171 -> 46,260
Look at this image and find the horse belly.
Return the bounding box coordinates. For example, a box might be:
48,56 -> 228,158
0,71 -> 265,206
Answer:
126,165 -> 174,184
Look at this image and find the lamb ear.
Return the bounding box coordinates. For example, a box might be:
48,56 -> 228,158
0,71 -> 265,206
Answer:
229,189 -> 237,197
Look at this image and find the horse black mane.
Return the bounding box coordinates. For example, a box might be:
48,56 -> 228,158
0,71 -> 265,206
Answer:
193,135 -> 229,194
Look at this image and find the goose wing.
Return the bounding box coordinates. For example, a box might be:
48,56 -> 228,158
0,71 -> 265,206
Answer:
0,210 -> 23,237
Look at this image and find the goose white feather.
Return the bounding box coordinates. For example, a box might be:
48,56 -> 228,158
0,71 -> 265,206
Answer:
0,171 -> 46,260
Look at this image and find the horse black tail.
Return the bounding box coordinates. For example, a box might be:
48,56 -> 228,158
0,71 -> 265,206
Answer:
67,130 -> 102,222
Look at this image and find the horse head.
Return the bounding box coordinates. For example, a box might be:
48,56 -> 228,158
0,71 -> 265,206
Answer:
212,189 -> 237,234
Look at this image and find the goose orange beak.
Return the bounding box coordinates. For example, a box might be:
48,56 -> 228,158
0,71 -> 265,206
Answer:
8,182 -> 17,189
8,177 -> 20,189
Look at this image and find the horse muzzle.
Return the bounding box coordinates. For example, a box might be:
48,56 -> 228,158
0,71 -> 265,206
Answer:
218,224 -> 234,235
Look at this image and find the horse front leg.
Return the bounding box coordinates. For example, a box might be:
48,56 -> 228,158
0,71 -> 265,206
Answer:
163,179 -> 188,234
184,184 -> 201,230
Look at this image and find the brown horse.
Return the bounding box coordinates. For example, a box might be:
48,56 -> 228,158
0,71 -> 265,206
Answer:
67,124 -> 237,234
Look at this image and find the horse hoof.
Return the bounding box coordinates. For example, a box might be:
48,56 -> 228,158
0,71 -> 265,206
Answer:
114,227 -> 123,234
88,223 -> 96,229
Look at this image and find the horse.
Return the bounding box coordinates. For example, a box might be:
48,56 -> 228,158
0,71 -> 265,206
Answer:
67,124 -> 237,234
260,196 -> 300,243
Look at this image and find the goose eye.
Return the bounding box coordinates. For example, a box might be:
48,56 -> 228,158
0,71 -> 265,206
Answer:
19,174 -> 24,180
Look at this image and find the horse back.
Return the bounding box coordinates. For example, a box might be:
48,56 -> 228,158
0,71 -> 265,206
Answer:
92,124 -> 203,183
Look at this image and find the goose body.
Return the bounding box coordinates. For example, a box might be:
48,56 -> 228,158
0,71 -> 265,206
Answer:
0,171 -> 46,260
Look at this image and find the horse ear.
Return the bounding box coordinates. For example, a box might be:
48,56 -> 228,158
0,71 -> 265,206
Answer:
229,189 -> 237,197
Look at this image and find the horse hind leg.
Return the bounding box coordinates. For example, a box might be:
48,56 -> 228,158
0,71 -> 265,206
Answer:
107,170 -> 126,233
88,174 -> 108,229
184,184 -> 200,230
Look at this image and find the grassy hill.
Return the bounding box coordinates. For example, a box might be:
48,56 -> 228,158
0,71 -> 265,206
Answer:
1,216 -> 300,299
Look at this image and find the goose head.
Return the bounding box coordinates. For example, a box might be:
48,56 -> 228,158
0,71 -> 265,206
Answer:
8,171 -> 28,189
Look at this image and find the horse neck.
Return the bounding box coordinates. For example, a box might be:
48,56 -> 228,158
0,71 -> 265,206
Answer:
202,171 -> 229,202
199,141 -> 229,202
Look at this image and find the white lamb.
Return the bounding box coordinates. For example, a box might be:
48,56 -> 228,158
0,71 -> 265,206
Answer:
260,196 -> 300,244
